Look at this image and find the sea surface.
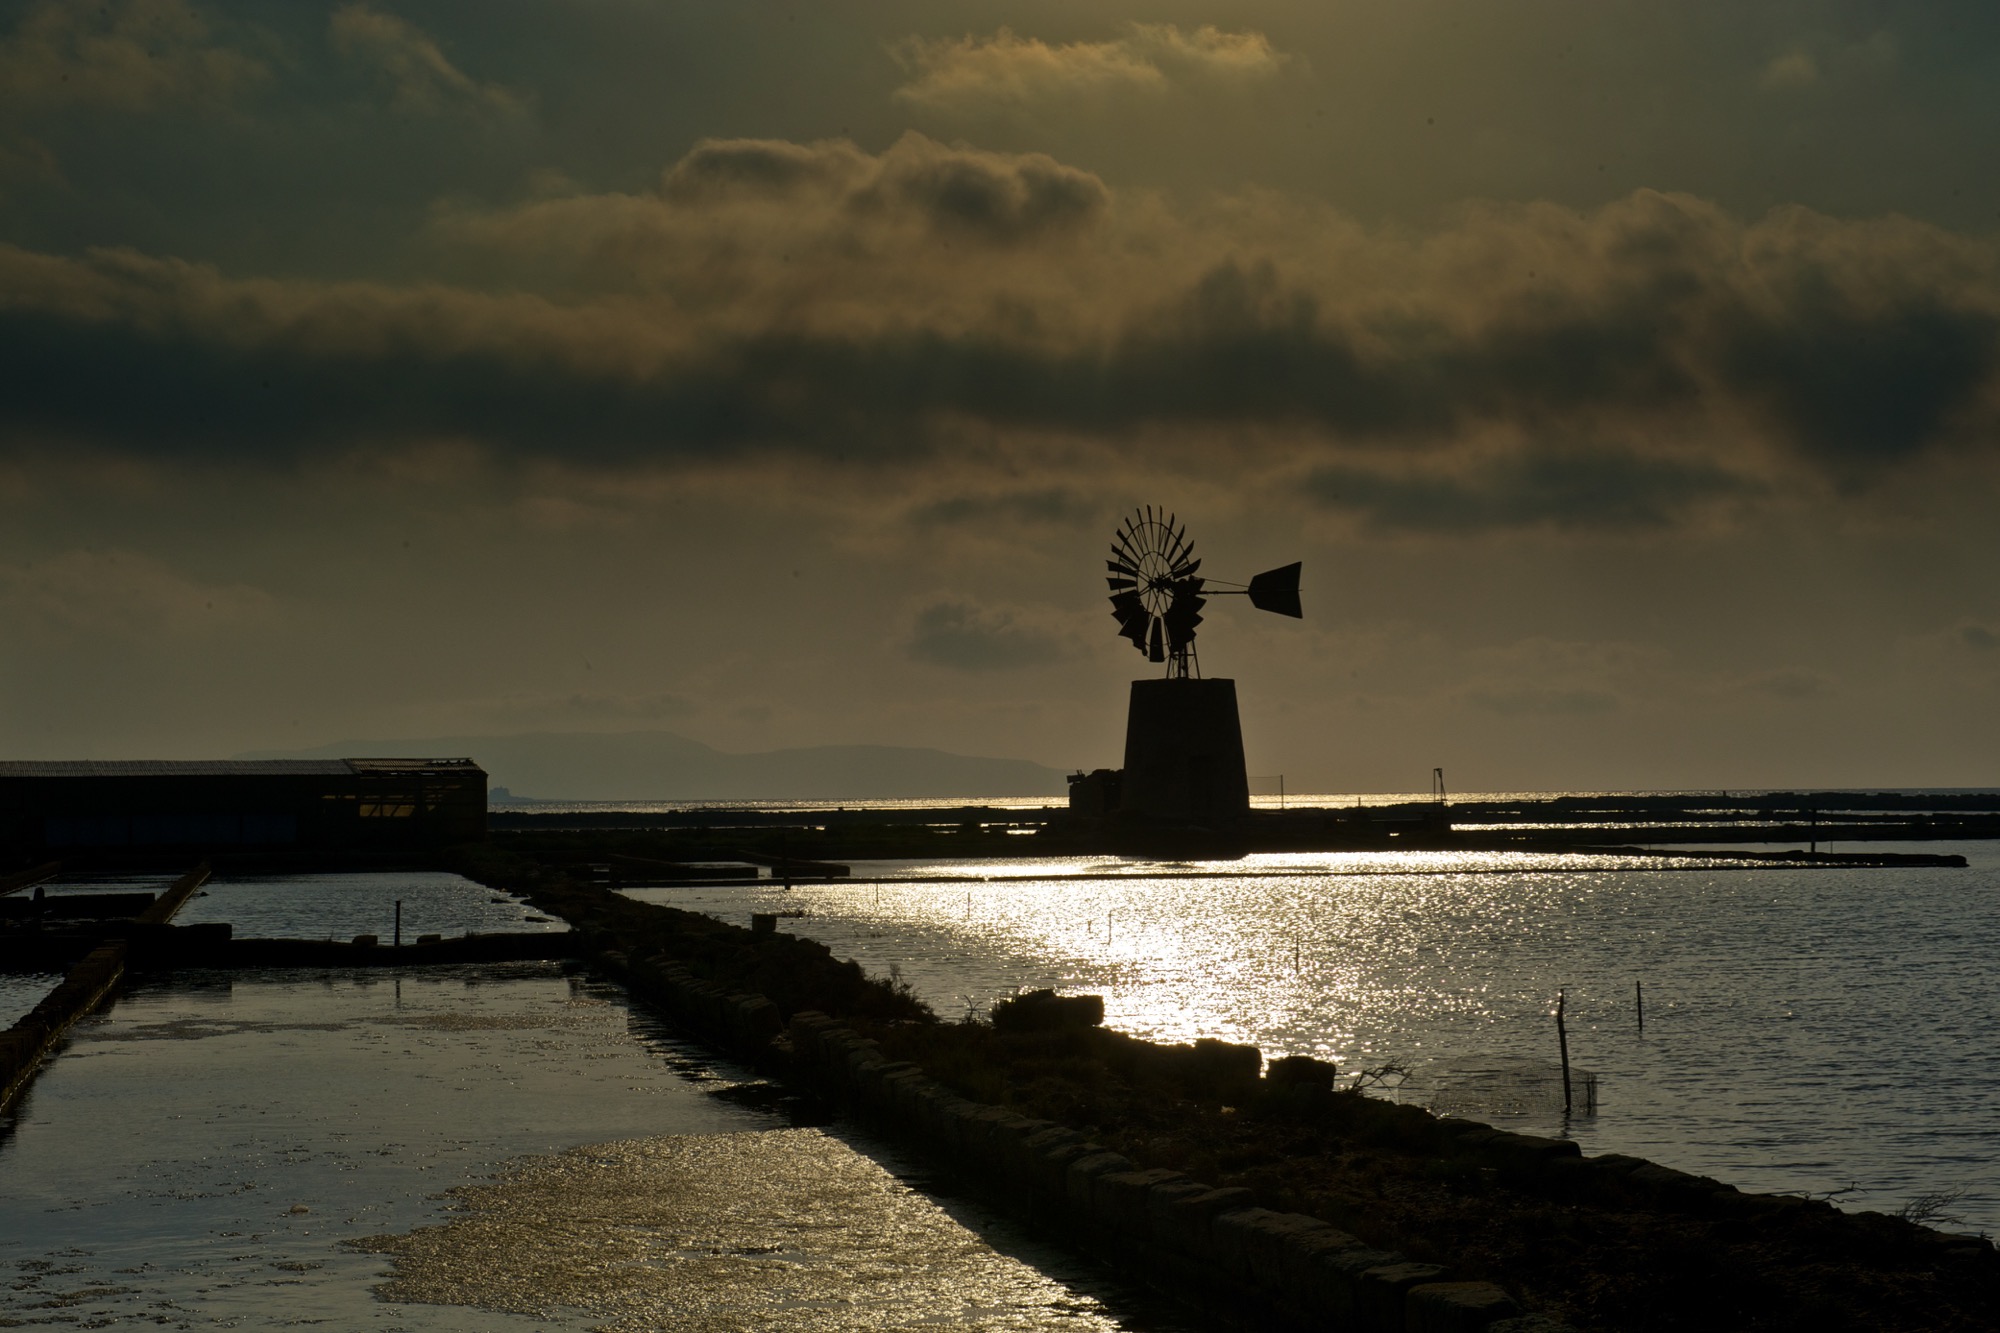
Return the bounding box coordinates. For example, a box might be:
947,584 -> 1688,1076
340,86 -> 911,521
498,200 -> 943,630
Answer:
0,875 -> 1195,1331
493,788 -> 1996,821
633,840 -> 2000,1235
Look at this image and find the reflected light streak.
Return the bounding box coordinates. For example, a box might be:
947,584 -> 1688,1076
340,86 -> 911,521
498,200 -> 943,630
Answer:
635,847 -> 2000,1234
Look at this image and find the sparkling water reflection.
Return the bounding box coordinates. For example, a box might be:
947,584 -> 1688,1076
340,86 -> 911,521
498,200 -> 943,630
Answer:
0,964 -> 1193,1330
640,844 -> 2000,1233
361,1130 -> 1180,1332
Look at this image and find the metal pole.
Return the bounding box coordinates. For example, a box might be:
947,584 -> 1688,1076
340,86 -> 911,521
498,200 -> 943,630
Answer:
1557,988 -> 1573,1115
394,899 -> 402,949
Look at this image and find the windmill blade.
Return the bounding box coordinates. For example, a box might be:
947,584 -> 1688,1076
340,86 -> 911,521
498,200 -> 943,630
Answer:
1246,561 -> 1303,618
1170,556 -> 1202,580
1106,577 -> 1136,591
1163,586 -> 1206,646
1107,558 -> 1137,576
1110,591 -> 1149,651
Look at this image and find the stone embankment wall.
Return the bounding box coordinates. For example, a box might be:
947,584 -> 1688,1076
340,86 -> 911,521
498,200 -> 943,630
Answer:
0,864 -> 210,1113
596,945 -> 1560,1333
0,941 -> 124,1112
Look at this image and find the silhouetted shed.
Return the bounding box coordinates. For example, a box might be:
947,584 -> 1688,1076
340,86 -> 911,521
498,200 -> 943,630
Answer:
0,758 -> 486,854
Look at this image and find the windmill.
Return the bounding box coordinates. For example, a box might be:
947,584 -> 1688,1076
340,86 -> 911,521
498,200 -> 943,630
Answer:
1106,506 -> 1301,678
1090,507 -> 1302,825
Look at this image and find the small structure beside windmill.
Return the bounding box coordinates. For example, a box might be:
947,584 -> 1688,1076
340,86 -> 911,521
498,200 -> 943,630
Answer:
1073,507 -> 1301,827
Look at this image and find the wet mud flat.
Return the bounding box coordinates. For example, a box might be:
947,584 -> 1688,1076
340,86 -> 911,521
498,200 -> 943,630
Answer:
0,961 -> 1187,1331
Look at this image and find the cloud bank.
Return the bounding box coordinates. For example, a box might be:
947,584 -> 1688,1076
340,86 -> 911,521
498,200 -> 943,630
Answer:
3,134 -> 1998,535
328,4 -> 524,116
892,24 -> 1288,113
0,0 -> 268,111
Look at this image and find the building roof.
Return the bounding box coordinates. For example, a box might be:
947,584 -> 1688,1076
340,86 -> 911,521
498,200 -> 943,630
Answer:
0,759 -> 483,778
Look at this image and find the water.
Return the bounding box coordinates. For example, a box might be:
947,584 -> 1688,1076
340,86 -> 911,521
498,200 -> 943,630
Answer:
495,788 -> 2000,821
1,874 -> 186,1023
636,842 -> 2000,1234
0,972 -> 60,1028
0,872 -> 560,1023
178,870 -> 569,941
0,900 -> 1194,1328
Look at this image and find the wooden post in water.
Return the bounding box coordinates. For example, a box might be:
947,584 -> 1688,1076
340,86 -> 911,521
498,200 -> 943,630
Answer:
1636,980 -> 1644,1031
1556,988 -> 1573,1115
394,900 -> 402,949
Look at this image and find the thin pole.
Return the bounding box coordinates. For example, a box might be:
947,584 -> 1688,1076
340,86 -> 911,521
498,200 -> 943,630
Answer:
1556,989 -> 1573,1116
1636,980 -> 1644,1031
394,899 -> 402,949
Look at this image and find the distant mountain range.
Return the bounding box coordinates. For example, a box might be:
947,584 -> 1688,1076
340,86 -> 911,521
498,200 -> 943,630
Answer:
237,730 -> 1068,802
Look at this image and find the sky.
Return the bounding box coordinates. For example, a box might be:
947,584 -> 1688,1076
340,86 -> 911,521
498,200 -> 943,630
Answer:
1,0 -> 1998,794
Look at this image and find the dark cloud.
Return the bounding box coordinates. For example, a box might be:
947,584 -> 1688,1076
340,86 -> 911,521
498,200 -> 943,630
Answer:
0,0 -> 270,112
906,601 -> 1073,672
1720,291 -> 1999,472
328,4 -> 526,117
0,293 -> 789,463
1302,450 -> 1759,532
4,172 -> 1999,536
857,141 -> 1107,242
1961,623 -> 1999,652
661,138 -> 870,201
661,133 -> 1106,244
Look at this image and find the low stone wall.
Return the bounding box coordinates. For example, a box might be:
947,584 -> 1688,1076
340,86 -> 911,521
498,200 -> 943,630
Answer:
0,940 -> 126,1113
786,1007 -> 1538,1333
135,863 -> 212,925
1,862 -> 209,1113
593,943 -> 1554,1333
